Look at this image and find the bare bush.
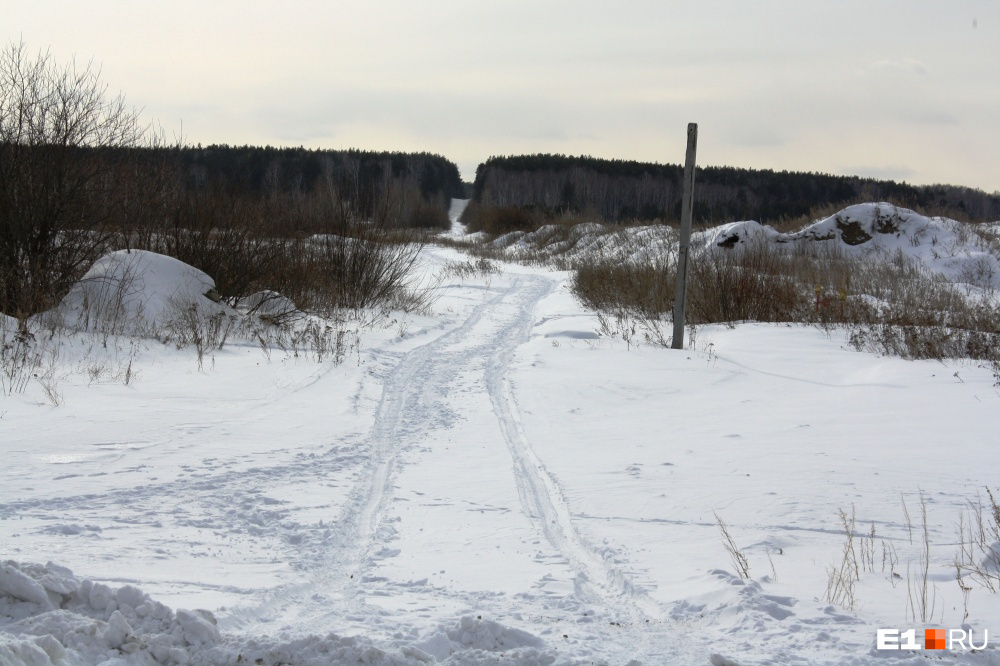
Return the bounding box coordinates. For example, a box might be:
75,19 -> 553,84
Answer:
0,40 -> 162,318
1,319 -> 42,394
137,164 -> 431,327
151,186 -> 294,306
161,301 -> 236,370
461,202 -> 543,235
688,241 -> 806,324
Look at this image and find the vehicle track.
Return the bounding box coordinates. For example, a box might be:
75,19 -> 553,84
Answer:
318,270 -> 667,653
483,275 -> 664,621
232,274 -> 526,633
3,263 -> 678,659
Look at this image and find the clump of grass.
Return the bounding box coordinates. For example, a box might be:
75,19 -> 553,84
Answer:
825,506 -> 860,610
955,487 -> 1000,593
714,512 -> 751,580
440,257 -> 502,283
1,320 -> 40,395
574,239 -> 676,347
162,302 -> 236,371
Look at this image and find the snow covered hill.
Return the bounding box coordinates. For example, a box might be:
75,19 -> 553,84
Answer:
478,203 -> 1000,295
2,206 -> 1000,664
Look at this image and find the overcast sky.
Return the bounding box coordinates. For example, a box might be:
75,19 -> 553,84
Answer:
7,1 -> 999,192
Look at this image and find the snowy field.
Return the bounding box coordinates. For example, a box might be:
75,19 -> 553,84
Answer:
2,204 -> 1000,665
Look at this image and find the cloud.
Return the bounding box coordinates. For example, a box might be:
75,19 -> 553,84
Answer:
723,129 -> 787,148
898,110 -> 959,126
866,58 -> 930,77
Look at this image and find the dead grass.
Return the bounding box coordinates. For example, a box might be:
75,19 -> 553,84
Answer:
569,232 -> 1000,360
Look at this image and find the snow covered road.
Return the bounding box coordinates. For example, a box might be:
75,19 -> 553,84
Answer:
3,239 -> 1000,664
250,268 -> 683,660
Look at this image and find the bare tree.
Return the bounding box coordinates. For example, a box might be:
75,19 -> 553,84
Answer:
0,40 -> 159,318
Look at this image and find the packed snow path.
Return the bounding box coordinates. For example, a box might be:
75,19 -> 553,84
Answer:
222,271 -> 676,658
1,259 -> 700,663
5,219 -> 1000,663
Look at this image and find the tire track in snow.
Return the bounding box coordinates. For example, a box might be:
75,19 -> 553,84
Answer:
232,277 -> 521,632
275,271 -> 666,644
484,274 -> 664,624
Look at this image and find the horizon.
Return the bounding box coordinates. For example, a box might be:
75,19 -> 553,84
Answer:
6,1 -> 999,193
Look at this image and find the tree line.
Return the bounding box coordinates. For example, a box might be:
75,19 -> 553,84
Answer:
1,40 -> 464,319
470,154 -> 1000,227
172,144 -> 464,205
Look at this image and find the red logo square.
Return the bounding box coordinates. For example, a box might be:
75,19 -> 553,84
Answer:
925,628 -> 945,650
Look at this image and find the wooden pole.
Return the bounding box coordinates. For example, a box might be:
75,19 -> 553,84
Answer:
672,123 -> 698,349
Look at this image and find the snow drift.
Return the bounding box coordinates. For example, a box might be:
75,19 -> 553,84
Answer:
43,250 -> 232,336
474,203 -> 1000,292
0,561 -> 557,666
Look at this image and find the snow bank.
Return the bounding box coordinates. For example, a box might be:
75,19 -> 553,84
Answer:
475,203 -> 1000,292
0,561 -> 562,666
484,223 -> 675,265
236,290 -> 300,320
46,250 -> 232,335
800,203 -> 1000,289
703,203 -> 1000,290
693,219 -> 781,250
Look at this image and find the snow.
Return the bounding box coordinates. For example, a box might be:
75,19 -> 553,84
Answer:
42,250 -> 231,337
477,203 -> 1000,295
2,203 -> 1000,664
444,200 -> 470,238
701,203 -> 1000,292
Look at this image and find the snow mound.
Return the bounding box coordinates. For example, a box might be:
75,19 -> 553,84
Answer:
477,203 -> 999,291
48,250 -> 232,335
486,222 -> 676,265
462,231 -> 490,243
0,559 -> 220,665
237,290 -> 300,321
787,203 -> 914,245
0,561 -> 560,666
488,230 -> 527,249
690,203 -> 1000,291
790,203 -> 1000,289
693,220 -> 781,249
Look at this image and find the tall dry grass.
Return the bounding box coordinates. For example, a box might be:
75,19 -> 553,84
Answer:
570,235 -> 1000,360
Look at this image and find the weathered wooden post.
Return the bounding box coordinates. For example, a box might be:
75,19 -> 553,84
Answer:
671,123 -> 698,349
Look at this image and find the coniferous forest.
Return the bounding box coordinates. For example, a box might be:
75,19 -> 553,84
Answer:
465,154 -> 1000,233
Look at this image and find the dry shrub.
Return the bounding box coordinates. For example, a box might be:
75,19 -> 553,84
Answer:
440,257 -> 502,283
1,319 -> 41,394
687,241 -> 806,324
461,202 -> 544,235
148,188 -> 288,305
404,197 -> 451,230
127,176 -> 429,323
572,231 -> 1000,360
0,41 -> 166,319
303,231 -> 424,315
575,262 -> 674,317
574,239 -> 806,328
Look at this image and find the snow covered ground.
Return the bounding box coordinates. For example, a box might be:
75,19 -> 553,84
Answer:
2,204 -> 1000,665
